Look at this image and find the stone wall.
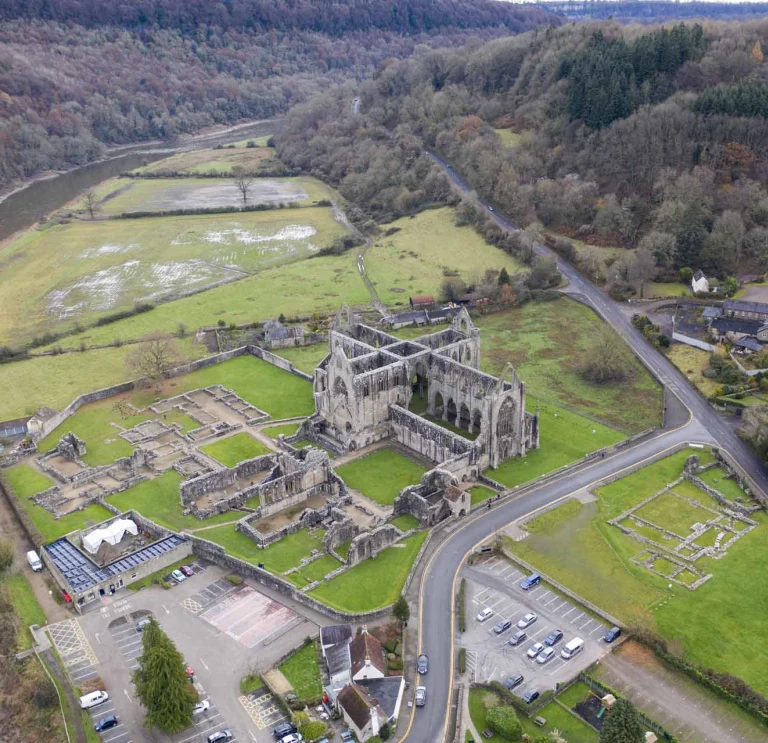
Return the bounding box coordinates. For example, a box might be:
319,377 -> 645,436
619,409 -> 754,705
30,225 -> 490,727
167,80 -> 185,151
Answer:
346,524 -> 400,565
324,517 -> 360,553
180,454 -> 276,503
389,406 -> 471,464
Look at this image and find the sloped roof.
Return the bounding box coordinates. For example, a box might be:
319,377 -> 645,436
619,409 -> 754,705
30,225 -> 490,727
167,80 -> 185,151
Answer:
320,624 -> 353,647
724,299 -> 768,314
326,642 -> 352,677
712,317 -> 762,335
410,295 -> 434,305
358,676 -> 404,720
337,683 -> 386,731
31,406 -> 57,422
693,270 -> 706,281
734,336 -> 763,352
350,632 -> 387,677
444,485 -> 466,503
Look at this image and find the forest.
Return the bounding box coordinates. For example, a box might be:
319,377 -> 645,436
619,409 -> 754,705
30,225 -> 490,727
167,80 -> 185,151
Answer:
0,0 -> 556,191
277,19 -> 768,290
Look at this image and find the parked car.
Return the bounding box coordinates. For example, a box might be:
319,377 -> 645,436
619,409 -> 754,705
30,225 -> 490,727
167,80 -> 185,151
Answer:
135,617 -> 152,632
280,735 -> 303,743
520,574 -> 541,590
604,626 -> 622,643
508,630 -> 527,647
476,607 -> 493,622
79,691 -> 109,709
415,686 -> 427,707
536,647 -> 555,665
273,722 -> 297,739
503,673 -> 524,691
417,654 -> 428,674
522,690 -> 540,704
180,564 -> 195,577
340,732 -> 354,742
493,619 -> 512,635
517,612 -> 537,629
94,716 -> 118,732
207,732 -> 233,743
171,569 -> 186,583
26,550 -> 42,572
526,642 -> 544,659
544,630 -> 563,647
561,637 -> 585,660
193,700 -> 211,715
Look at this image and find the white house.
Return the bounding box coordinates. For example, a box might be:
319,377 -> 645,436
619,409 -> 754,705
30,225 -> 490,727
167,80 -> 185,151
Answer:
350,629 -> 387,681
691,270 -> 709,294
336,682 -> 387,742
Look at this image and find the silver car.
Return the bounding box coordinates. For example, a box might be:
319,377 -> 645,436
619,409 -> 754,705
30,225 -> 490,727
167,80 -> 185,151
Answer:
526,642 -> 544,659
517,612 -> 537,629
536,646 -> 556,664
415,686 -> 427,707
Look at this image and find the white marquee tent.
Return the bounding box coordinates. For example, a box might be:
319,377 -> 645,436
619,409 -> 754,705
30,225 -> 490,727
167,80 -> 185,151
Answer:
82,518 -> 138,555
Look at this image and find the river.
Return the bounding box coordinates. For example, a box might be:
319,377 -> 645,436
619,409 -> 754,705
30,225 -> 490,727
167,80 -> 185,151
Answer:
0,118 -> 281,242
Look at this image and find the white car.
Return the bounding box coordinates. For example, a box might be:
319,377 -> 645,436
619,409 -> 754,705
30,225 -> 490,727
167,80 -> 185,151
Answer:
193,700 -> 210,715
526,642 -> 544,659
280,735 -> 303,743
517,612 -> 537,629
415,686 -> 427,707
476,607 -> 493,622
536,646 -> 556,664
171,569 -> 186,583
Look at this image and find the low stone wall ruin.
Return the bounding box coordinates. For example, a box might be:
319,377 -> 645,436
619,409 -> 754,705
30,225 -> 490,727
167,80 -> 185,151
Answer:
346,524 -> 399,565
389,405 -> 472,465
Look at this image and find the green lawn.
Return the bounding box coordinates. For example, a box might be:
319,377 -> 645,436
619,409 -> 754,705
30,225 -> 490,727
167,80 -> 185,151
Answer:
273,344 -> 328,375
3,465 -> 113,542
494,129 -> 522,148
335,448 -> 426,506
107,471 -> 242,532
508,447 -> 768,695
3,572 -> 48,650
698,466 -> 749,501
202,525 -> 325,574
201,433 -> 271,467
489,400 -> 624,489
475,298 -> 663,433
287,554 -> 343,586
391,514 -> 420,531
365,207 -> 523,308
635,492 -> 712,536
469,486 -> 496,506
278,642 -> 322,701
644,281 -> 689,298
261,423 -> 302,439
131,147 -> 276,175
525,499 -> 582,534
309,531 -> 427,613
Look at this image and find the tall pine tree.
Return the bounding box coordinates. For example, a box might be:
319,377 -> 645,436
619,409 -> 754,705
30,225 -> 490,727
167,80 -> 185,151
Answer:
133,619 -> 197,733
599,698 -> 645,743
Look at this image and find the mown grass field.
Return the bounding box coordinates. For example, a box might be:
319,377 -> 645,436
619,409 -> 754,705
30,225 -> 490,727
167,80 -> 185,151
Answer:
92,176 -> 335,215
334,448 -> 426,506
475,298 -> 663,433
309,531 -> 427,612
261,423 -> 302,440
274,344 -> 328,374
2,465 -> 113,541
200,432 -> 271,467
278,642 -> 322,701
391,514 -> 420,531
288,554 -> 343,586
507,447 -> 768,695
0,207 -> 347,346
364,207 -> 523,308
132,146 -> 276,175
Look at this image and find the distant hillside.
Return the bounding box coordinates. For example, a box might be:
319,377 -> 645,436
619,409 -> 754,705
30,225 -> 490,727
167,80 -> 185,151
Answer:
534,1 -> 768,24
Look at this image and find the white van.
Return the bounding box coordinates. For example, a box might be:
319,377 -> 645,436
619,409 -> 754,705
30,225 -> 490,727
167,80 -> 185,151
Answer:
79,690 -> 109,709
26,550 -> 42,572
560,637 -> 584,660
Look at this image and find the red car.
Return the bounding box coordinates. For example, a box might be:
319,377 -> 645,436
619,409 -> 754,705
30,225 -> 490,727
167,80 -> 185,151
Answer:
180,565 -> 195,578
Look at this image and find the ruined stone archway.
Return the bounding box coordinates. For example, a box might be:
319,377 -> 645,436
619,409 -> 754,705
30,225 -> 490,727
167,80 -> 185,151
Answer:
446,398 -> 457,425
333,377 -> 348,401
472,409 -> 482,435
459,403 -> 471,431
433,391 -> 444,417
496,398 -> 516,437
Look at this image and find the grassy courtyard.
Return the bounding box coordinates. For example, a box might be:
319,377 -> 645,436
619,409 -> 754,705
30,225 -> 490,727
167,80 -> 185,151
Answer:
288,554 -> 343,586
334,448 -> 426,506
489,400 -> 624,489
506,447 -> 768,695
391,514 -> 420,531
309,531 -> 427,613
470,486 -> 496,506
200,433 -> 271,467
261,423 -> 302,439
278,642 -> 322,702
274,344 -> 329,375
698,466 -> 749,501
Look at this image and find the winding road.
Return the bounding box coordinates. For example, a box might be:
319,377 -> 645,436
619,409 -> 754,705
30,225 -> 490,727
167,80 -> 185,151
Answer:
398,151 -> 768,743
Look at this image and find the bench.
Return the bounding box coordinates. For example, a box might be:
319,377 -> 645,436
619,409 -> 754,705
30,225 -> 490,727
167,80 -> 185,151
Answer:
482,729 -> 494,738
534,716 -> 547,727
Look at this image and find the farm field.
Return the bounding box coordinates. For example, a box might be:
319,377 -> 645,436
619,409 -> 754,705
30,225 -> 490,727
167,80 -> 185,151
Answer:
475,298 -> 663,433
38,249 -> 371,351
506,447 -> 768,695
364,207 -> 523,308
92,176 -> 335,215
308,531 -> 427,612
0,207 -> 348,346
334,448 -> 427,506
132,146 -> 276,174
200,432 -> 271,467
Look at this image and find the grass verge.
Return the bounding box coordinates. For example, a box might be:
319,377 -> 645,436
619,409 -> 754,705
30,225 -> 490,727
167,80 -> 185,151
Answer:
200,433 -> 271,467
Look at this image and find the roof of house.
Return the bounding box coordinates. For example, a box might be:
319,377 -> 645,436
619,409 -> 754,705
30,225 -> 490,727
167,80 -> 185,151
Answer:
358,677 -> 404,720
320,624 -> 353,647
724,299 -> 768,314
30,406 -> 58,422
693,270 -> 706,281
410,295 -> 434,305
337,683 -> 386,731
444,485 -> 466,503
350,632 -> 387,677
734,337 -> 763,352
712,317 -> 763,335
326,642 -> 352,677
702,307 -> 722,320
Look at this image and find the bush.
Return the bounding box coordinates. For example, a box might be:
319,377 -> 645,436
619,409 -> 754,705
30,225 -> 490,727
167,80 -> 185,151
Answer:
33,679 -> 58,709
486,706 -> 522,740
225,575 -> 243,585
457,578 -> 466,632
458,647 -> 466,674
299,720 -> 328,740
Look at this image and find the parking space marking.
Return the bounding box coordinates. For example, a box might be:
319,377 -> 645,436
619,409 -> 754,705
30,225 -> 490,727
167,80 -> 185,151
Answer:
591,626 -> 606,637
240,690 -> 286,730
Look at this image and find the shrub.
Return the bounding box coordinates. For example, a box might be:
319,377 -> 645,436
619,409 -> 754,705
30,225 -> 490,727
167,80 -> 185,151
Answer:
458,647 -> 466,674
457,578 -> 466,632
299,720 -> 328,740
486,706 -> 522,740
225,575 -> 243,585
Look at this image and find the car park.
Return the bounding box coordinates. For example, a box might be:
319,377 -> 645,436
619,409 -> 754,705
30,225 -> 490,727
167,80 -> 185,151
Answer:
604,626 -> 622,643
136,617 -> 152,632
522,690 -> 540,704
193,700 -> 211,715
94,715 -> 118,732
273,722 -> 297,739
517,612 -> 537,629
207,732 -> 233,743
544,629 -> 563,646
526,641 -> 544,659
520,573 -> 541,590
536,647 -> 555,664
415,686 -> 427,707
476,607 -> 493,622
417,654 -> 428,674
508,630 -> 527,646
79,690 -> 109,709
503,673 -> 524,690
180,564 -> 195,577
171,569 -> 186,583
493,619 -> 512,634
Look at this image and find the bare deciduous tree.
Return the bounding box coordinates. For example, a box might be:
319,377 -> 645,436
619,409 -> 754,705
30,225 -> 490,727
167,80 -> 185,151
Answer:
232,166 -> 254,205
126,334 -> 184,391
628,247 -> 657,298
83,188 -> 99,219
